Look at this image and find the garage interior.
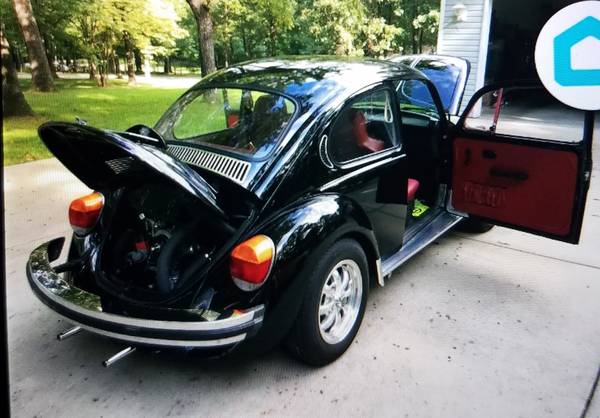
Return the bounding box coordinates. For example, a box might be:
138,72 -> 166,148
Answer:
475,0 -> 590,142
485,0 -> 579,84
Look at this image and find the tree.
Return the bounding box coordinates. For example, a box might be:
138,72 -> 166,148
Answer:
1,22 -> 33,116
67,0 -> 186,86
186,0 -> 216,77
11,0 -> 54,91
28,0 -> 86,78
254,0 -> 295,56
365,0 -> 439,54
296,0 -> 366,55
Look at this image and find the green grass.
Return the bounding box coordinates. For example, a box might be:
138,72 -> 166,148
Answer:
3,78 -> 186,165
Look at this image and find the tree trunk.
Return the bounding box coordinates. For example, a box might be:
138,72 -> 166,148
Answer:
134,49 -> 143,74
163,56 -> 171,74
411,0 -> 419,54
89,57 -> 100,84
126,50 -> 136,84
1,24 -> 33,117
11,0 -> 54,91
13,47 -> 22,71
42,32 -> 58,79
268,16 -> 276,57
108,54 -> 116,74
241,27 -> 250,59
186,0 -> 217,77
114,53 -> 123,79
123,32 -> 136,85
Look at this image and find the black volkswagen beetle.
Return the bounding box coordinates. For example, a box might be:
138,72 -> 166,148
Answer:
28,57 -> 593,366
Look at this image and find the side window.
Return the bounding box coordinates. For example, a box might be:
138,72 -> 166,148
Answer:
463,86 -> 584,142
329,89 -> 398,164
396,79 -> 440,120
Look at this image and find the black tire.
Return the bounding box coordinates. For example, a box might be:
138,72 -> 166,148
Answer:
286,239 -> 369,366
457,217 -> 494,234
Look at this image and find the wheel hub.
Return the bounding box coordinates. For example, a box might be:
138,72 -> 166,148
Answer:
317,259 -> 363,345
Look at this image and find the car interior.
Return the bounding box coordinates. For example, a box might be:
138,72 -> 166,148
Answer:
396,90 -> 444,232
171,89 -> 293,159
327,85 -> 443,234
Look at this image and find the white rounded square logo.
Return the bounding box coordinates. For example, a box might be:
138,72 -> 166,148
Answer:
535,1 -> 600,110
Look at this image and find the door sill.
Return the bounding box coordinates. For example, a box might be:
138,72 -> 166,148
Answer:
381,211 -> 462,279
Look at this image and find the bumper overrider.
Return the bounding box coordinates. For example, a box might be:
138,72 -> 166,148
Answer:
26,238 -> 264,349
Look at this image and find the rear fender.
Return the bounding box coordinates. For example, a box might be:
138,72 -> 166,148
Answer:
244,194 -> 379,351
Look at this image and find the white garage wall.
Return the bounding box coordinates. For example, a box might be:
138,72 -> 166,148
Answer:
437,0 -> 493,113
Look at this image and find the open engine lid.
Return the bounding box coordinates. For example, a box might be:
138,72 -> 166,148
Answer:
38,122 -> 225,218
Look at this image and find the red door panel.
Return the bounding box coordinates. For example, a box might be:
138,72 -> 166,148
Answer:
452,137 -> 579,236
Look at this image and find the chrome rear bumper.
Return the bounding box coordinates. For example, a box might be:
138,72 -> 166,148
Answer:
27,238 -> 264,348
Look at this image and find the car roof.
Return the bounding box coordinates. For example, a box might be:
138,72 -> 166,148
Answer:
196,57 -> 426,109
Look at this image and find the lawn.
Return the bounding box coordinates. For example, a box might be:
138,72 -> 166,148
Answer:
3,78 -> 187,165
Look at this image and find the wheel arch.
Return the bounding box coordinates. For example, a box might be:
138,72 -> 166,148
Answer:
239,193 -> 381,353
338,230 -> 382,288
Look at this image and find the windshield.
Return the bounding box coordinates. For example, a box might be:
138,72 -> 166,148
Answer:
156,87 -> 295,159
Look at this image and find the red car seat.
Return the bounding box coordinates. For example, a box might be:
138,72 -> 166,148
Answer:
350,110 -> 419,202
407,178 -> 420,201
351,111 -> 386,153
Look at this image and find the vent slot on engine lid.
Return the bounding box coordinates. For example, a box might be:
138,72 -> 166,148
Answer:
167,145 -> 251,184
105,157 -> 137,175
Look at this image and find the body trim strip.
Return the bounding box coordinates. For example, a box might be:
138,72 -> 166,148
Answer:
382,212 -> 462,276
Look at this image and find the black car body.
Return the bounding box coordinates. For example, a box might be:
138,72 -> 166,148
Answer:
27,57 -> 594,365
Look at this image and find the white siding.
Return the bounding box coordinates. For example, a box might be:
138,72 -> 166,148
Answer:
437,0 -> 493,112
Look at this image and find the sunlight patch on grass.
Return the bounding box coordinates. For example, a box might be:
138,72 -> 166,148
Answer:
3,80 -> 185,165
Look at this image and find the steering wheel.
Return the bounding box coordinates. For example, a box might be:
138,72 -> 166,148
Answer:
126,124 -> 168,149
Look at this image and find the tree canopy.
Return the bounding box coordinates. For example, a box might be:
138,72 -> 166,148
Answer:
2,0 -> 440,80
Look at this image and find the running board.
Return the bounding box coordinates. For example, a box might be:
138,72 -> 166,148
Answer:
381,212 -> 462,279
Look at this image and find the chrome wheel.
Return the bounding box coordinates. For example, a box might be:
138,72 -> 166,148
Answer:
318,259 -> 363,345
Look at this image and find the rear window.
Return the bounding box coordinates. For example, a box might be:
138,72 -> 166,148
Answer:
156,87 -> 295,159
413,59 -> 462,110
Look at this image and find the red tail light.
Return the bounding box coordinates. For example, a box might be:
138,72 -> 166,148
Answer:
230,235 -> 275,291
69,192 -> 104,235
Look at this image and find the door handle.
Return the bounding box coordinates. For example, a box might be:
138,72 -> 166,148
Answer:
490,168 -> 529,181
482,149 -> 497,159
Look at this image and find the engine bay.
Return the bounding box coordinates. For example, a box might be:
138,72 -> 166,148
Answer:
101,182 -> 233,297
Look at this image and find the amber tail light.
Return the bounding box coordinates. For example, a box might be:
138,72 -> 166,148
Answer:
230,235 -> 275,291
69,192 -> 104,235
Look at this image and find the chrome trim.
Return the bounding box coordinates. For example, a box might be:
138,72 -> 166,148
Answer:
382,212 -> 462,276
376,258 -> 384,287
27,240 -> 264,348
319,154 -> 406,191
168,145 -> 251,184
81,323 -> 246,348
318,135 -> 334,169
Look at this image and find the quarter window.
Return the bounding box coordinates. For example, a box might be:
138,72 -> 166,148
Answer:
328,89 -> 398,164
397,79 -> 440,120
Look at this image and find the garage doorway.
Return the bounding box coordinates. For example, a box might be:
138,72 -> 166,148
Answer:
485,0 -> 579,84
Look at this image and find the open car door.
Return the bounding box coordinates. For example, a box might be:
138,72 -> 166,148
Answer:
448,83 -> 594,244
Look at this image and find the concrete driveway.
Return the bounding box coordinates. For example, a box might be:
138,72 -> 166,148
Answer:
5,145 -> 600,417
